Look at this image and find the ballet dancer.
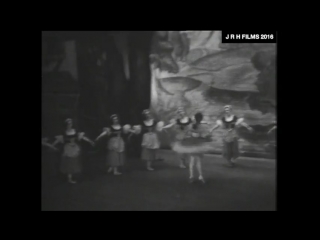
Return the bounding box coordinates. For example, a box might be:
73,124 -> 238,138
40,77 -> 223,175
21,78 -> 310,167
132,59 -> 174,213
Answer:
51,118 -> 95,184
210,105 -> 253,167
95,114 -> 132,175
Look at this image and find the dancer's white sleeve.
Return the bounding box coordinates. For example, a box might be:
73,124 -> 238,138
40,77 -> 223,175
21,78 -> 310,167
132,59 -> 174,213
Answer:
216,120 -> 223,126
78,132 -> 85,140
132,125 -> 142,134
236,118 -> 244,126
123,124 -> 132,134
103,127 -> 110,134
55,135 -> 64,144
156,121 -> 164,132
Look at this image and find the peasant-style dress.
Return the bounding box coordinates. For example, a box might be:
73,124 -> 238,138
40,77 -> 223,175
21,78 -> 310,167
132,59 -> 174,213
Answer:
105,125 -> 130,167
140,120 -> 163,161
216,115 -> 243,161
55,131 -> 86,174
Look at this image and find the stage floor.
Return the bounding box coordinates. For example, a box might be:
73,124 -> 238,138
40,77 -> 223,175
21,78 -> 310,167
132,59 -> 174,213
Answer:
41,150 -> 276,211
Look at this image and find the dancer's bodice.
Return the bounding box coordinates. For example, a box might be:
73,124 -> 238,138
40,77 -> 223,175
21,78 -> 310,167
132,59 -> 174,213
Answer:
221,116 -> 238,130
64,130 -> 79,144
109,125 -> 123,137
142,120 -> 157,133
176,118 -> 192,130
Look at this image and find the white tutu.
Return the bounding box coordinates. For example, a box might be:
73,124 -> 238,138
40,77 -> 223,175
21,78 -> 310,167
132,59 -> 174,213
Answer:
171,140 -> 214,154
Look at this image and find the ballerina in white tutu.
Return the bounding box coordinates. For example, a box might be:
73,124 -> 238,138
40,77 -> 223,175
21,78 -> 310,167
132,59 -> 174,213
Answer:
162,107 -> 194,169
164,111 -> 212,183
186,112 -> 212,183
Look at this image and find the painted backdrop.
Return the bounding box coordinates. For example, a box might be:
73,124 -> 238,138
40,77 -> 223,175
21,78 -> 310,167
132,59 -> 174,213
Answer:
150,31 -> 276,158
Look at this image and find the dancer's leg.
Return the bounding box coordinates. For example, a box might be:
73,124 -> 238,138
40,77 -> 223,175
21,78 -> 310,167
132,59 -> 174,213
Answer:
113,167 -> 122,175
223,141 -> 234,167
179,153 -> 187,168
189,156 -> 195,183
68,174 -> 76,184
147,160 -> 154,171
196,155 -> 205,183
230,140 -> 239,164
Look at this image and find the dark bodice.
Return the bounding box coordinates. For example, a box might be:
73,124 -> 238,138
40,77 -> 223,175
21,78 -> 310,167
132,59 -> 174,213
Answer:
142,120 -> 157,134
63,131 -> 78,144
177,118 -> 192,130
109,125 -> 123,137
222,116 -> 238,130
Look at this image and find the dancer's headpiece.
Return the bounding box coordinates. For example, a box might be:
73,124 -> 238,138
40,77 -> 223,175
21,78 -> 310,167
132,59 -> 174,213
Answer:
110,114 -> 118,120
176,107 -> 184,114
142,109 -> 150,115
224,105 -> 232,110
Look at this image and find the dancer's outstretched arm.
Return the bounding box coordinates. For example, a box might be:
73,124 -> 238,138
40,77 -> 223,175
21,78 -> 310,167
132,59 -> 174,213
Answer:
95,129 -> 109,141
210,119 -> 224,133
79,133 -> 95,146
268,126 -> 276,134
163,119 -> 177,129
236,118 -> 253,132
241,122 -> 253,132
162,122 -> 175,129
52,135 -> 63,147
209,124 -> 220,133
42,138 -> 58,151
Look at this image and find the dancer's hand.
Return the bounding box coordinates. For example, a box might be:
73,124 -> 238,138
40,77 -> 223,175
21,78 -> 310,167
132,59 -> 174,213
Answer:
267,129 -> 274,135
51,146 -> 58,151
248,127 -> 254,133
88,140 -> 96,147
